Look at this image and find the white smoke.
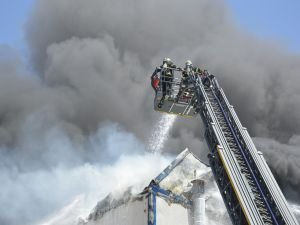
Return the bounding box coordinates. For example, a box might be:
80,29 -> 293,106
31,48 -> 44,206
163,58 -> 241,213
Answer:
37,195 -> 87,225
33,153 -> 171,225
290,203 -> 300,222
34,114 -> 178,225
0,120 -> 171,225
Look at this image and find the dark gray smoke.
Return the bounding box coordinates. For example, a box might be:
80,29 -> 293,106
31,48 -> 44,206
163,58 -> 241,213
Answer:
0,0 -> 300,224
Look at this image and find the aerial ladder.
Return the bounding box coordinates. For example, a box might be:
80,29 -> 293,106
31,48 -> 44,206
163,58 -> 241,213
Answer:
151,64 -> 299,225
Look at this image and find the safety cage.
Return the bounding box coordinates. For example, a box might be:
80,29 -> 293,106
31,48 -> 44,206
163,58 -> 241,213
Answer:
151,67 -> 210,117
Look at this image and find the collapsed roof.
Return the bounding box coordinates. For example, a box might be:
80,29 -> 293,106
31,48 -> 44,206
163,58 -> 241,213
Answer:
85,149 -> 231,224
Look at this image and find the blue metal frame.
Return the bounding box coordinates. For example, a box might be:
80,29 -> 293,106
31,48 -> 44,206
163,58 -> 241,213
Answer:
147,183 -> 192,225
148,191 -> 156,225
154,149 -> 190,184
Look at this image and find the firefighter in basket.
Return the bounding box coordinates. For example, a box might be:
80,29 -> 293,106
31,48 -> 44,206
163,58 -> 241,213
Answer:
176,60 -> 194,102
151,58 -> 176,107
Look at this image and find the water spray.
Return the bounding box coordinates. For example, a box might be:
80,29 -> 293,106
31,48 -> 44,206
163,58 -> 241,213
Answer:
147,114 -> 176,154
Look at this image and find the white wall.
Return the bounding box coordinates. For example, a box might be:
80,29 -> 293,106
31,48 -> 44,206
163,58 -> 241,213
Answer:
86,195 -> 189,225
87,198 -> 148,225
156,197 -> 189,225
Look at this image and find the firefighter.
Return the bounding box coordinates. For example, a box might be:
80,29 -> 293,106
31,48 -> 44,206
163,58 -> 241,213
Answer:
183,60 -> 193,80
202,69 -> 213,87
152,58 -> 176,107
193,66 -> 203,77
176,60 -> 193,102
161,58 -> 176,97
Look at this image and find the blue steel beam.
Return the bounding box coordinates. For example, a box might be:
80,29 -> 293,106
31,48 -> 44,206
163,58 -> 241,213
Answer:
147,183 -> 191,225
153,149 -> 190,184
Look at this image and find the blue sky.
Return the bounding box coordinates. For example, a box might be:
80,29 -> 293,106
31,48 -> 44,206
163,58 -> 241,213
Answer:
226,0 -> 300,52
0,0 -> 35,50
0,0 -> 299,53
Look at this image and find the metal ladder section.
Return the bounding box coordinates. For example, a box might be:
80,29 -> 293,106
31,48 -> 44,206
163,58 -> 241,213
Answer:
218,85 -> 299,225
192,75 -> 299,225
205,86 -> 275,225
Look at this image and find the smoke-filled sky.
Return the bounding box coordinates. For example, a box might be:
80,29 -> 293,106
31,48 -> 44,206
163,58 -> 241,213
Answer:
0,0 -> 300,224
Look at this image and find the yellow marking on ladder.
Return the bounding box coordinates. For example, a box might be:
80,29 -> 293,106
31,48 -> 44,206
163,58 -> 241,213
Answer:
217,145 -> 252,225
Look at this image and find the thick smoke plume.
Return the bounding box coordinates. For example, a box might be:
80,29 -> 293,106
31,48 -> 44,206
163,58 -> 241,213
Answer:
0,119 -> 170,224
0,0 -> 300,224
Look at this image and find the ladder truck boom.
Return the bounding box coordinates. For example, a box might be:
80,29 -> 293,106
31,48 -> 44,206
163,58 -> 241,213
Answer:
150,63 -> 299,225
